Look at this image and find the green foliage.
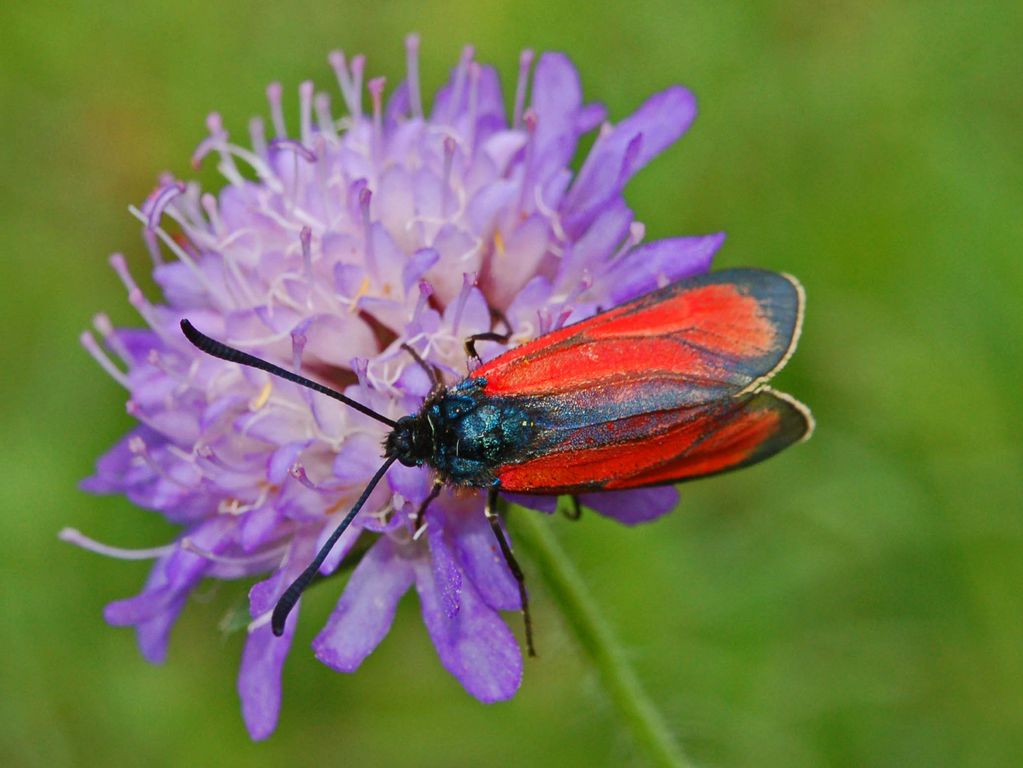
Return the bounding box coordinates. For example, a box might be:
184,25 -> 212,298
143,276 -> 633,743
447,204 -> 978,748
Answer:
1,1 -> 1019,765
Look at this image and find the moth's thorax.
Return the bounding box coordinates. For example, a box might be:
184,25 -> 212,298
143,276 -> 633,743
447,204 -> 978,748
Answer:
385,378 -> 539,486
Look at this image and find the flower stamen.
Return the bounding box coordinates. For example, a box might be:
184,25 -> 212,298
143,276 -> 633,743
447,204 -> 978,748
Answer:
329,50 -> 364,118
406,33 -> 423,120
512,49 -> 534,129
59,527 -> 176,560
80,330 -> 129,388
267,82 -> 287,138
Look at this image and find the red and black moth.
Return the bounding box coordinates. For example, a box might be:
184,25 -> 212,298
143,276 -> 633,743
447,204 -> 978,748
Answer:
181,267 -> 812,654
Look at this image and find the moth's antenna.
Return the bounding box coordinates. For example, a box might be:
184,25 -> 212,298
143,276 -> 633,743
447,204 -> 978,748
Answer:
180,319 -> 397,428
271,456 -> 397,635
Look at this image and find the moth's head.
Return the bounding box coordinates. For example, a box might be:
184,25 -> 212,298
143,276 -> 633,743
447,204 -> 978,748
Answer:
385,414 -> 433,467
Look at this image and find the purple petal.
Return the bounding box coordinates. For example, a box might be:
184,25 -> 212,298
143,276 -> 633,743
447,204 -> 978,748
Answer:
267,441 -> 310,484
112,328 -> 161,366
579,486 -> 680,525
447,503 -> 520,611
394,360 -> 433,399
331,433 -> 386,484
313,516 -> 362,576
503,493 -> 557,514
384,81 -> 410,126
313,536 -> 415,672
249,534 -> 318,616
136,593 -> 186,663
556,201 -> 633,286
387,462 -> 432,506
238,604 -> 298,741
530,53 -> 583,170
486,214 -> 551,309
105,518 -> 234,626
426,509 -> 463,619
565,86 -> 697,233
239,503 -> 282,553
402,248 -> 440,293
472,65 -> 508,137
504,275 -> 553,338
414,555 -> 522,702
603,233 -> 724,304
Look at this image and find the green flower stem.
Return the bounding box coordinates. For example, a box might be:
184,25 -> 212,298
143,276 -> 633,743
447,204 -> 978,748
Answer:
508,512 -> 695,768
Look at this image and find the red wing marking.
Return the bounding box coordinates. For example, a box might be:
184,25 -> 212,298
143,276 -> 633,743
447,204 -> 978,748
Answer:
497,389 -> 812,493
473,269 -> 801,401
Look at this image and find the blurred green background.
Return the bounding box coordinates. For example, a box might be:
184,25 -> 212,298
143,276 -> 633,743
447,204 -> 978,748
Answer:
2,1 -> 1020,765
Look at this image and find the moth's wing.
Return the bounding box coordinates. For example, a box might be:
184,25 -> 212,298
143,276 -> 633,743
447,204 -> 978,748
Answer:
497,389 -> 813,493
474,268 -> 804,408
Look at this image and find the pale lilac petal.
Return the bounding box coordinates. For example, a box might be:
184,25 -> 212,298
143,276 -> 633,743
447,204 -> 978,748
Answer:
81,427 -> 155,495
560,200 -> 633,282
332,433 -> 385,484
565,86 -> 697,232
239,604 -> 298,741
105,518 -> 234,626
239,503 -> 282,552
394,361 -> 433,398
426,509 -> 463,618
387,462 -> 432,506
313,537 -> 414,672
530,53 -> 583,169
402,247 -> 440,293
604,233 -> 724,304
313,518 -> 362,577
249,534 -> 318,615
472,65 -> 507,136
487,215 -> 551,309
136,594 -> 186,663
579,486 -> 680,525
267,441 -> 310,484
414,556 -> 522,702
503,493 -> 557,514
448,504 -> 520,611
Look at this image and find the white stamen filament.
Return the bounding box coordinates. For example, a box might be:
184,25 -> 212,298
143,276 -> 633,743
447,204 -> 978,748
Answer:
80,331 -> 129,387
249,116 -> 268,158
534,184 -> 568,243
128,206 -> 230,309
267,82 -> 287,138
200,193 -> 223,237
216,139 -> 281,190
609,221 -> 647,265
180,538 -> 288,567
512,49 -> 534,129
204,114 -> 244,183
247,610 -> 273,634
466,62 -> 480,153
447,45 -> 474,123
299,81 -> 314,144
92,313 -> 131,364
314,93 -> 337,138
59,528 -> 175,560
368,76 -> 385,159
406,33 -> 423,120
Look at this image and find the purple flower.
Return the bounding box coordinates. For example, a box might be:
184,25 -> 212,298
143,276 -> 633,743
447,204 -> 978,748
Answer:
72,36 -> 721,739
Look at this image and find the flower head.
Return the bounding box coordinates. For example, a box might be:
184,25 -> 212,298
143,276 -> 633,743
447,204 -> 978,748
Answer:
73,36 -> 722,739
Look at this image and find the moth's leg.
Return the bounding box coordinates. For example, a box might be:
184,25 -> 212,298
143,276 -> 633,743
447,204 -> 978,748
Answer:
464,331 -> 511,365
485,487 -> 536,657
562,495 -> 583,521
401,343 -> 444,393
491,307 -> 513,335
413,479 -> 444,537
466,307 -> 515,363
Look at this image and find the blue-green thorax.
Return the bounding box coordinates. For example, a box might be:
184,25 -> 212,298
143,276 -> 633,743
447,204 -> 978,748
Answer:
384,377 -> 539,486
